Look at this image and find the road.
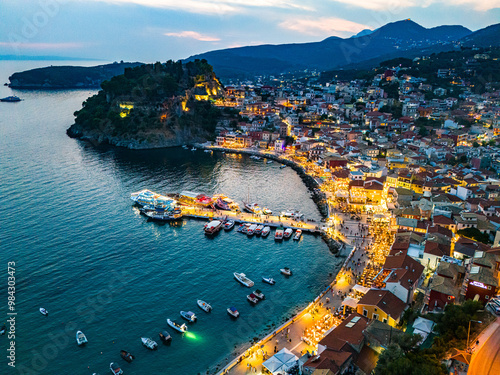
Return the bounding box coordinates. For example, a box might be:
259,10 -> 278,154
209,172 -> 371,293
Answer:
468,322 -> 500,375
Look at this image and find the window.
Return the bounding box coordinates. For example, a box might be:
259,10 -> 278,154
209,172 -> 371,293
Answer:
363,309 -> 368,317
486,295 -> 490,300
373,314 -> 379,321
383,318 -> 388,323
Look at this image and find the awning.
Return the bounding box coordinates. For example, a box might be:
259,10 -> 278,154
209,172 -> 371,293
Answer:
262,348 -> 299,374
341,297 -> 359,308
353,284 -> 370,294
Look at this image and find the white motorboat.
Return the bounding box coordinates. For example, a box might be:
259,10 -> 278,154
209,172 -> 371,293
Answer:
141,337 -> 158,350
205,220 -> 223,235
275,228 -> 284,240
247,293 -> 259,304
197,299 -> 212,312
266,160 -> 273,164
191,147 -> 197,151
234,272 -> 254,287
261,226 -> 271,237
110,362 -> 123,375
280,267 -> 292,276
247,224 -> 258,236
180,311 -> 197,322
280,165 -> 286,169
243,202 -> 261,214
262,208 -> 272,215
223,220 -> 235,230
262,277 -> 276,285
167,319 -> 188,333
283,228 -> 293,239
76,330 -> 88,346
255,225 -> 264,235
253,289 -> 265,299
39,308 -> 48,316
227,307 -> 239,318
293,229 -> 302,240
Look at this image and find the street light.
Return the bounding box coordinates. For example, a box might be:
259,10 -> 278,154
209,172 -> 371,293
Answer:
467,320 -> 482,351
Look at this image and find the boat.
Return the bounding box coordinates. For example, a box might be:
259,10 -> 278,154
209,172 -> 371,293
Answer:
180,311 -> 197,322
247,293 -> 259,304
262,277 -> 276,285
182,145 -> 188,149
130,189 -> 171,207
191,147 -> 197,151
293,229 -> 302,240
167,319 -> 188,333
214,196 -> 239,211
247,224 -> 258,236
141,337 -> 158,350
120,350 -> 135,363
280,165 -> 286,169
283,228 -> 293,239
262,208 -> 272,215
205,220 -> 223,235
227,307 -> 239,318
197,300 -> 212,312
76,331 -> 88,346
281,211 -> 293,217
39,308 -> 48,316
234,272 -> 254,287
0,324 -> 6,335
159,330 -> 172,343
110,362 -> 123,375
243,202 -> 261,214
275,228 -> 284,240
253,289 -> 265,299
280,267 -> 292,276
261,226 -> 271,237
237,223 -> 251,233
204,149 -> 212,153
266,160 -> 273,164
178,191 -> 213,207
143,209 -> 182,221
223,220 -> 235,230
254,225 -> 264,235
0,96 -> 21,102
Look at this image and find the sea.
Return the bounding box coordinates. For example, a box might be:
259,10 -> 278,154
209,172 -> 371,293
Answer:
0,60 -> 341,375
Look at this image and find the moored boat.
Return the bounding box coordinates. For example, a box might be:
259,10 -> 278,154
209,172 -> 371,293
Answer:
266,160 -> 273,164
141,337 -> 158,350
262,277 -> 276,285
293,229 -> 302,240
159,330 -> 172,343
280,165 -> 286,169
247,293 -> 259,304
261,226 -> 271,237
283,228 -> 293,239
109,362 -> 123,375
280,267 -> 292,276
167,319 -> 188,333
275,228 -> 284,240
197,300 -> 212,312
227,307 -> 239,318
39,308 -> 48,316
253,289 -> 265,299
223,220 -> 235,230
120,350 -> 135,363
243,202 -> 261,214
214,195 -> 239,211
237,223 -> 251,233
205,220 -> 223,235
0,96 -> 21,102
262,208 -> 272,215
234,272 -> 254,287
76,330 -> 88,346
255,225 -> 264,235
247,224 -> 258,236
143,209 -> 182,221
180,311 -> 197,322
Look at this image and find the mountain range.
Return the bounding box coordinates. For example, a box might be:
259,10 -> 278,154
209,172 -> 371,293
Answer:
186,19 -> 500,78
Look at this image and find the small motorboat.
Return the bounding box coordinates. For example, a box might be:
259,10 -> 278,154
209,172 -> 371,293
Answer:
255,225 -> 264,235
247,293 -> 259,304
197,300 -> 212,312
39,308 -> 48,316
141,337 -> 158,350
167,319 -> 188,333
180,311 -> 197,322
246,224 -> 257,236
293,229 -> 302,241
237,223 -> 251,234
283,228 -> 293,239
223,220 -> 235,230
280,267 -> 292,276
159,330 -> 172,344
109,362 -> 123,375
227,307 -> 239,318
253,289 -> 265,299
262,277 -> 276,285
261,226 -> 271,237
191,147 -> 197,151
0,96 -> 21,102
266,160 -> 273,164
0,324 -> 6,335
280,165 -> 286,169
76,330 -> 88,346
262,208 -> 272,215
120,350 -> 135,363
234,272 -> 254,287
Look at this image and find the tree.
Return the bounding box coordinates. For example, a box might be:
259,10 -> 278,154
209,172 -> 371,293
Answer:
473,141 -> 480,148
418,126 -> 429,137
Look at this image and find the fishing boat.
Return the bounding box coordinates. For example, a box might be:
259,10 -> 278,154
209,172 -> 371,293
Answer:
141,337 -> 158,350
180,311 -> 197,322
0,96 -> 21,102
120,350 -> 135,363
247,224 -> 258,236
227,307 -> 239,318
234,272 -> 254,287
262,277 -> 276,285
253,289 -> 265,299
205,220 -> 223,235
262,208 -> 272,215
167,319 -> 188,333
293,229 -> 302,240
0,324 -> 6,335
197,300 -> 212,312
110,362 -> 123,375
247,293 -> 259,304
261,226 -> 271,237
223,220 -> 235,230
76,331 -> 88,346
255,225 -> 264,235
280,267 -> 292,276
39,308 -> 48,316
275,228 -> 284,240
159,330 -> 172,343
283,228 -> 293,239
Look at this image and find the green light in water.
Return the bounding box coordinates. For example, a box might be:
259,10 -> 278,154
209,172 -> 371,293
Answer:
185,332 -> 197,340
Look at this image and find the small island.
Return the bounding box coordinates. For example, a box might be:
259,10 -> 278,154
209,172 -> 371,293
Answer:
67,59 -> 230,149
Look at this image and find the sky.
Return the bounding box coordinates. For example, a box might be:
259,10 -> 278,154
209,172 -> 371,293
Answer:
0,0 -> 499,62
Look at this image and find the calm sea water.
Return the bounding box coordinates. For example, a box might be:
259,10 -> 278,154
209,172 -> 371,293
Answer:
0,61 -> 340,375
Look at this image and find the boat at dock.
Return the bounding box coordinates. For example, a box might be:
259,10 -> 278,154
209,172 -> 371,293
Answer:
143,209 -> 182,221
223,220 -> 235,230
275,228 -> 284,240
141,337 -> 158,350
0,96 -> 21,102
167,319 -> 188,333
205,220 -> 223,235
283,228 -> 293,239
76,331 -> 88,346
280,165 -> 286,169
227,307 -> 239,318
178,191 -> 213,207
255,225 -> 264,235
180,311 -> 197,322
247,224 -> 258,236
110,362 -> 123,375
159,330 -> 172,343
262,208 -> 272,215
247,293 -> 259,304
214,195 -> 239,211
261,226 -> 271,237
234,272 -> 254,287
293,229 -> 302,240
120,350 -> 135,363
131,189 -> 170,207
197,300 -> 212,312
266,160 -> 273,164
262,277 -> 276,285
280,267 -> 292,276
253,289 -> 265,299
243,202 -> 261,214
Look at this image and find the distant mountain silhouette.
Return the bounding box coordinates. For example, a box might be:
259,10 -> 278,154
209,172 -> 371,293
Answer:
186,19 -> 499,78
